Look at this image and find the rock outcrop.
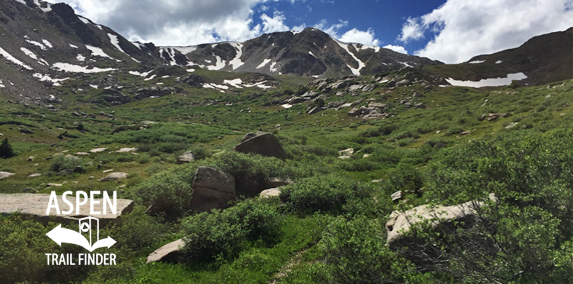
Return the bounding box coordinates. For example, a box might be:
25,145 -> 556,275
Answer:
190,167 -> 236,212
98,172 -> 128,182
385,194 -> 497,248
0,172 -> 15,180
176,151 -> 195,164
146,239 -> 185,264
234,131 -> 287,160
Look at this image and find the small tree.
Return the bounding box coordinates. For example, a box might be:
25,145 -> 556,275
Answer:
0,138 -> 15,159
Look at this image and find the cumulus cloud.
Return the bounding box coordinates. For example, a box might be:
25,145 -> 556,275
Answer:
315,20 -> 381,46
261,11 -> 290,34
399,0 -> 573,63
383,44 -> 408,54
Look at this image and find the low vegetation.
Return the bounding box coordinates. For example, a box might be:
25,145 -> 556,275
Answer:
1,65 -> 572,283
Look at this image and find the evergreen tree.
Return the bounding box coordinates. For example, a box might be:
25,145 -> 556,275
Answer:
0,138 -> 16,158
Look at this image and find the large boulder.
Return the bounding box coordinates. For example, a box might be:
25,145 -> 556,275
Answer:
0,193 -> 133,226
146,239 -> 185,264
385,194 -> 497,248
234,131 -> 287,160
98,172 -> 128,182
190,167 -> 236,212
0,172 -> 15,180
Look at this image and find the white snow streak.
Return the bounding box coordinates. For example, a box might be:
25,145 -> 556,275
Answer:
0,47 -> 32,70
52,62 -> 116,73
42,39 -> 53,49
335,40 -> 365,76
257,59 -> 272,69
445,73 -> 527,88
224,78 -> 243,88
228,42 -> 244,70
469,60 -> 485,64
206,55 -> 226,70
76,54 -> 86,62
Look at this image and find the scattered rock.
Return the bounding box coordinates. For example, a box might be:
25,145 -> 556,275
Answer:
265,177 -> 291,188
391,191 -> 402,202
415,103 -> 426,109
339,148 -> 354,157
506,122 -> 519,129
181,74 -> 205,87
47,183 -> 62,187
459,130 -> 471,136
234,132 -> 287,160
347,107 -> 362,116
190,167 -> 236,212
175,151 -> 194,164
146,239 -> 185,264
260,188 -> 281,198
75,152 -> 90,156
28,173 -> 42,178
89,147 -> 107,153
98,172 -> 128,182
28,156 -> 34,162
103,169 -> 114,173
116,148 -> 137,153
307,106 -> 324,115
0,193 -> 134,226
0,172 -> 15,180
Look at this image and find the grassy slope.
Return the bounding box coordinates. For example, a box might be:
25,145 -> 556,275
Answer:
0,65 -> 572,282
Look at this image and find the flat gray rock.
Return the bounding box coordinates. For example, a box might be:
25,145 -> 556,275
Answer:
260,188 -> 281,198
99,172 -> 128,182
0,193 -> 134,225
146,239 -> 185,264
0,172 -> 15,179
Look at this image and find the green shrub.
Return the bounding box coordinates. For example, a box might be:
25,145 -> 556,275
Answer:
106,206 -> 168,252
314,216 -> 423,284
181,199 -> 282,263
133,165 -> 196,218
49,154 -> 83,172
279,174 -> 371,214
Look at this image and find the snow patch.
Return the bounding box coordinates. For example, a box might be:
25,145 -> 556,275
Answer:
129,70 -> 152,77
257,59 -> 272,69
33,0 -> 52,12
281,104 -> 293,109
445,73 -> 528,88
495,60 -> 503,64
186,69 -> 195,72
309,51 -> 316,58
206,56 -> 226,70
469,60 -> 485,64
399,62 -> 413,68
52,62 -> 117,73
108,33 -> 139,62
144,75 -> 157,81
33,73 -> 69,86
0,47 -> 33,70
25,39 -> 47,50
69,44 -> 78,48
78,16 -> 90,25
224,78 -> 243,88
335,40 -> 364,76
171,46 -> 197,54
203,83 -> 229,90
228,42 -> 244,70
76,54 -> 85,62
270,62 -> 278,72
86,45 -> 120,62
42,39 -> 53,49
90,85 -> 98,89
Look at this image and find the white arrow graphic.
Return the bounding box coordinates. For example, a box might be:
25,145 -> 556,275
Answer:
46,224 -> 116,252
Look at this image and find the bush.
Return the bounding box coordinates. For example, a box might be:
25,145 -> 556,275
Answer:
0,138 -> 15,159
49,154 -> 83,172
181,199 -> 282,263
106,206 -> 167,252
133,165 -> 196,218
279,174 -> 371,214
314,216 -> 423,284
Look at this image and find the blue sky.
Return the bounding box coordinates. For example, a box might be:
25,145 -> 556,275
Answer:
45,0 -> 572,63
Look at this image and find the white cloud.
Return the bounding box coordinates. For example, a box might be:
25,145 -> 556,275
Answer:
383,44 -> 408,54
339,28 -> 380,46
315,20 -> 380,46
398,17 -> 424,43
399,0 -> 573,63
261,11 -> 290,34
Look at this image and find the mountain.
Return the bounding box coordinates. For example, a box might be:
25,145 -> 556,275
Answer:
159,27 -> 442,77
427,27 -> 573,86
0,0 -> 163,101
